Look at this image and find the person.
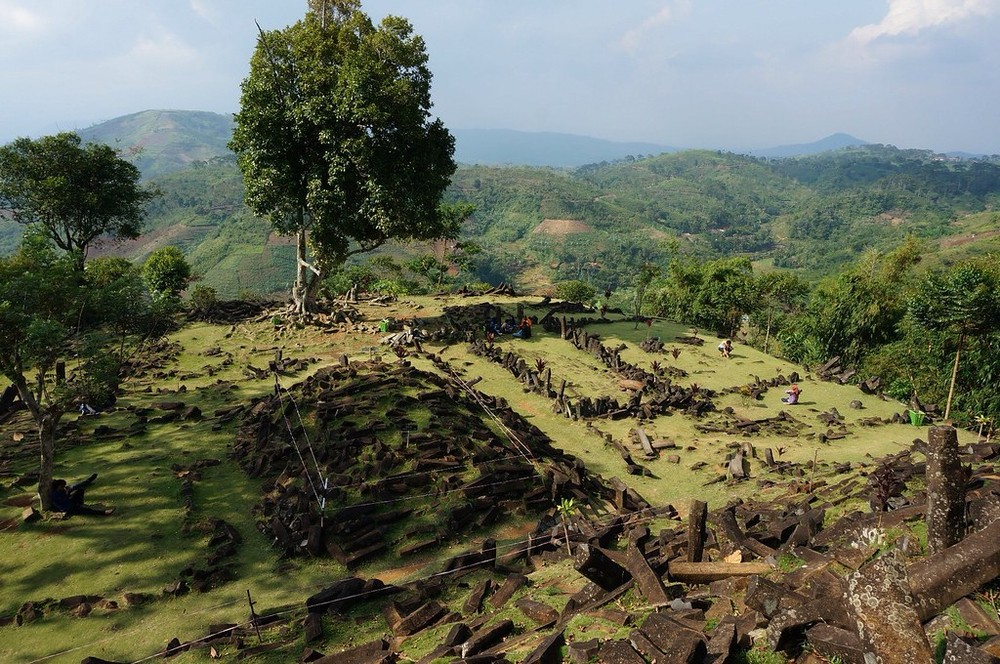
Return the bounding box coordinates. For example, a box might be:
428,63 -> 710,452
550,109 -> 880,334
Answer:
718,339 -> 733,358
50,474 -> 115,516
782,384 -> 802,405
513,316 -> 533,339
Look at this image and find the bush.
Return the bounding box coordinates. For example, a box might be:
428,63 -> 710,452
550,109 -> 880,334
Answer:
323,264 -> 376,297
85,256 -> 138,287
142,246 -> 191,296
371,278 -> 420,297
188,285 -> 218,313
555,280 -> 597,303
886,378 -> 913,402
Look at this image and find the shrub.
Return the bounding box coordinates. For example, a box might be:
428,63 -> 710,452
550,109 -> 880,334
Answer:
142,246 -> 191,296
189,285 -> 218,313
555,280 -> 597,303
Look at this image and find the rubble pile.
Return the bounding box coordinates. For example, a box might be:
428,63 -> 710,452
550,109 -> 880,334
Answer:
231,361 -> 619,567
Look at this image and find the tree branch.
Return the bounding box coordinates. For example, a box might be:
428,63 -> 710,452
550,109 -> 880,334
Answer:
345,238 -> 387,259
297,256 -> 322,277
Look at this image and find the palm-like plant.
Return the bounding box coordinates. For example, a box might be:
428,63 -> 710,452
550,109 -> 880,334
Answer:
976,414 -> 992,441
556,497 -> 577,555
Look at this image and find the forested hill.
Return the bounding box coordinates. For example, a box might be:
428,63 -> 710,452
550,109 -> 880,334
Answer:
78,110 -> 234,178
448,146 -> 1000,288
3,121 -> 1000,296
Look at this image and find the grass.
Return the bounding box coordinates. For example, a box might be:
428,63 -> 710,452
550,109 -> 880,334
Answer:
0,294 -> 977,662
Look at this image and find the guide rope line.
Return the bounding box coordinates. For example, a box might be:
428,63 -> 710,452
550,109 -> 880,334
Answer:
445,368 -> 535,464
32,473 -> 653,664
278,371 -> 330,523
266,361 -> 559,536
271,372 -> 323,506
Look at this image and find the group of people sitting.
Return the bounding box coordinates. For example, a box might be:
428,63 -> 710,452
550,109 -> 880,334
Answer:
486,315 -> 534,340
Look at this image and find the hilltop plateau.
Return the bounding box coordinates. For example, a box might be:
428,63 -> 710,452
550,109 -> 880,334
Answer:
1,293 -> 995,663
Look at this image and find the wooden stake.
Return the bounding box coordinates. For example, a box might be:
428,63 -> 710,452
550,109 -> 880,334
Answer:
247,589 -> 263,642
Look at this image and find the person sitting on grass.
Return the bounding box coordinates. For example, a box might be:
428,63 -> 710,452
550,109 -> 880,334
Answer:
782,384 -> 802,405
513,316 -> 533,339
718,339 -> 733,358
50,474 -> 115,516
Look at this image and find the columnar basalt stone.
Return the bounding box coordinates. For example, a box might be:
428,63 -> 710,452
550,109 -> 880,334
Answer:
574,544 -> 631,591
522,629 -> 565,664
845,551 -> 933,664
908,517 -> 1000,621
625,541 -> 672,606
926,425 -> 967,554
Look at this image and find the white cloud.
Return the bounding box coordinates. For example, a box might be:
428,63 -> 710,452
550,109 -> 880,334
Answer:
619,1 -> 692,53
0,0 -> 45,35
128,32 -> 200,68
189,0 -> 218,23
850,0 -> 999,44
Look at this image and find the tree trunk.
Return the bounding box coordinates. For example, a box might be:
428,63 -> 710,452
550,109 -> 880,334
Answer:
293,226 -> 310,315
305,267 -> 325,309
764,307 -> 773,355
944,332 -> 964,421
37,412 -> 58,511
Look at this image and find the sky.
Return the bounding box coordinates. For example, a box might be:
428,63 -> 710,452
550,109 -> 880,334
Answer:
1,0 -> 998,154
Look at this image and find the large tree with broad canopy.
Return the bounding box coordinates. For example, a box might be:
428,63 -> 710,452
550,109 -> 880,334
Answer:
230,1 -> 458,313
0,132 -> 155,271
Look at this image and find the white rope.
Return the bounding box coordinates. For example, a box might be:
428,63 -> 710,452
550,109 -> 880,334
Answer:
271,374 -> 322,506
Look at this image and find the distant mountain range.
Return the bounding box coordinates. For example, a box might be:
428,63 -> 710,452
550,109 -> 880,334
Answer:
4,109 -> 999,298
747,132 -> 870,158
72,110 -> 881,175
451,128 -> 678,167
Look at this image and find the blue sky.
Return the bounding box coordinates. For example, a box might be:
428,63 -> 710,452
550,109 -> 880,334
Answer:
1,0 -> 998,153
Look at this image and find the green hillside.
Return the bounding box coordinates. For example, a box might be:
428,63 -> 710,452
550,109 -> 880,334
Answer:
75,145 -> 1000,297
78,109 -> 234,178
446,147 -> 1000,289
3,111 -> 1000,299
84,156 -> 295,297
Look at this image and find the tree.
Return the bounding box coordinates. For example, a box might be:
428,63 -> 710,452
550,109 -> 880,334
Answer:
0,236 -> 85,509
798,241 -> 921,367
406,254 -> 450,291
692,257 -> 756,337
142,246 -> 192,296
0,234 -> 170,509
911,261 -> 1000,420
230,2 -> 458,313
0,132 -> 156,271
751,271 -> 809,354
632,262 -> 660,329
555,280 -> 597,304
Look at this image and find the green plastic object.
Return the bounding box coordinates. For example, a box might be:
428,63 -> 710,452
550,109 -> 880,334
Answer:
909,410 -> 926,426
